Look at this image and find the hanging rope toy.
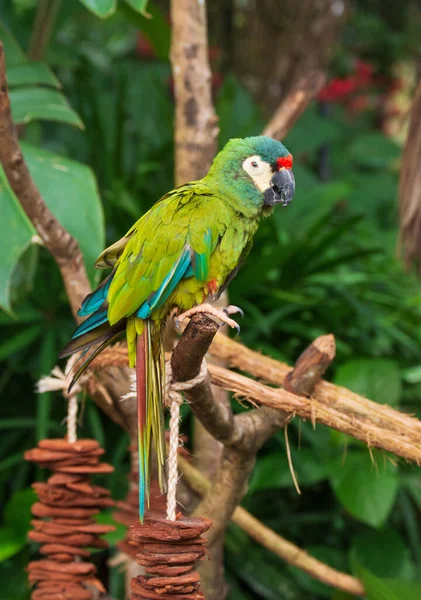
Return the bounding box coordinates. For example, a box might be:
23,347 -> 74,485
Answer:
164,359 -> 207,521
36,354 -> 84,443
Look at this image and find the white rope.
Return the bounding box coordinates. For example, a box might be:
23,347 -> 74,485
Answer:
36,354 -> 82,443
165,359 -> 207,521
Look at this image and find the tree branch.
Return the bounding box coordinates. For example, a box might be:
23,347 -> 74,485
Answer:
169,0 -> 219,186
92,331 -> 421,464
263,70 -> 326,140
178,456 -> 365,597
209,334 -> 421,463
0,42 -> 90,320
399,76 -> 421,272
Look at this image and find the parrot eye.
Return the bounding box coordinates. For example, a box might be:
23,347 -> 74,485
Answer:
251,161 -> 258,168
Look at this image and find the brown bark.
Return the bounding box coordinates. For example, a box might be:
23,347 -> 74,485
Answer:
399,77 -> 421,272
232,0 -> 348,114
169,0 -> 219,185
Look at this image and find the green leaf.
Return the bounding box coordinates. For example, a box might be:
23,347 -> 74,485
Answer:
9,87 -> 83,127
21,142 -> 105,283
95,511 -> 126,546
334,358 -> 401,406
7,62 -> 60,89
0,22 -> 26,67
357,566 -> 421,600
403,475 -> 421,512
249,449 -> 328,493
124,0 -> 150,16
79,0 -> 117,18
0,528 -> 25,562
284,103 -> 342,154
4,489 -> 37,536
347,133 -> 400,169
0,165 -> 35,312
217,75 -> 265,147
330,452 -> 399,527
351,529 -> 414,579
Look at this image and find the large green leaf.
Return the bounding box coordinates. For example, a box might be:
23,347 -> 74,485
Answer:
334,358 -> 401,406
0,528 -> 25,562
347,133 -> 401,169
0,22 -> 26,67
0,166 -> 35,312
0,489 -> 36,562
330,452 -> 399,527
6,62 -> 60,88
357,566 -> 421,600
10,88 -> 83,127
350,529 -> 414,579
20,142 -> 104,281
79,0 -> 117,18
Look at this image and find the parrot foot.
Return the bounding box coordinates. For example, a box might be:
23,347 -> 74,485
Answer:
175,303 -> 241,334
223,305 -> 244,318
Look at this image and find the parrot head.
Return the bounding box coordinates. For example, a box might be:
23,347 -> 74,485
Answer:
206,136 -> 295,215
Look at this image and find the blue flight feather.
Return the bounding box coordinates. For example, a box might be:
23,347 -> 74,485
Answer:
78,275 -> 112,317
136,250 -> 192,319
72,309 -> 108,339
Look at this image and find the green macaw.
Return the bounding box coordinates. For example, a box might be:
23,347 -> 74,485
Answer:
60,136 -> 295,520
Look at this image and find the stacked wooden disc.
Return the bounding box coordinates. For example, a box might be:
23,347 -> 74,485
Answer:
113,431 -> 192,560
114,477 -> 167,558
129,515 -> 212,599
24,438 -> 115,600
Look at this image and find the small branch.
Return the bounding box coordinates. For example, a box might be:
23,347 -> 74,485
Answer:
0,42 -> 90,320
169,0 -> 219,185
263,70 -> 326,140
178,456 -> 365,597
209,363 -> 421,465
284,334 -> 336,395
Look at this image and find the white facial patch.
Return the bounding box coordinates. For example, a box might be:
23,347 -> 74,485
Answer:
242,155 -> 273,192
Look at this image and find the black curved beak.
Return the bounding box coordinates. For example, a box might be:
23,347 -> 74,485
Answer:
263,169 -> 295,207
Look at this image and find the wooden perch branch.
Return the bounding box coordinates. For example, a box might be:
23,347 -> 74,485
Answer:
209,334 -> 421,464
178,455 -> 365,597
92,331 -> 421,464
0,42 -> 90,320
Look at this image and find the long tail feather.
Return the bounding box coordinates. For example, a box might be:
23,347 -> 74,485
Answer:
136,331 -> 148,521
68,330 -> 123,392
136,320 -> 166,522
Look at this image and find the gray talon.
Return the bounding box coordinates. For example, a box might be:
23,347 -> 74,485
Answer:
224,305 -> 244,318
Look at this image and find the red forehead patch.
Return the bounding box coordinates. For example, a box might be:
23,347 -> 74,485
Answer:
276,155 -> 293,170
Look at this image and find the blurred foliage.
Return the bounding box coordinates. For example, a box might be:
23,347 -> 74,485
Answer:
1,1 -> 421,599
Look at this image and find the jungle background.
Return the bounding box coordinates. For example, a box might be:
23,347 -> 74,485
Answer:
2,0 -> 421,599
